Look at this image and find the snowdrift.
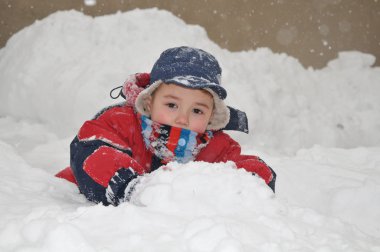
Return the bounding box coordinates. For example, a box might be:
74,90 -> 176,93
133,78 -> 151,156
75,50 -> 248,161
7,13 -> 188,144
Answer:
0,9 -> 379,152
0,9 -> 380,251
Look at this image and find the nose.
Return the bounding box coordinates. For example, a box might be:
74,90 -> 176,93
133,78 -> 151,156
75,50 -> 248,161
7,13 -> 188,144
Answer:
175,111 -> 189,127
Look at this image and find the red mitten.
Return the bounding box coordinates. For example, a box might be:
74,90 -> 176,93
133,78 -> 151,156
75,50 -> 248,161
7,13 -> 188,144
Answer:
122,73 -> 150,107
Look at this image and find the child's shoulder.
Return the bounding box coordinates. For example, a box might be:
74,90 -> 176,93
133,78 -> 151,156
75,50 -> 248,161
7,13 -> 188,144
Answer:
92,102 -> 136,120
196,130 -> 241,162
211,130 -> 238,144
207,131 -> 240,151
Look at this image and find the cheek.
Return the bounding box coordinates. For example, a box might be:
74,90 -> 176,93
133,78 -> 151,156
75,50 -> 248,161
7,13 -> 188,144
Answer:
189,116 -> 211,133
151,107 -> 173,125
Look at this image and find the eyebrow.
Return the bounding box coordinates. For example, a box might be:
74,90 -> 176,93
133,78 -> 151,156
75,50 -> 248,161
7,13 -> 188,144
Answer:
194,102 -> 211,109
163,94 -> 180,100
163,94 -> 211,109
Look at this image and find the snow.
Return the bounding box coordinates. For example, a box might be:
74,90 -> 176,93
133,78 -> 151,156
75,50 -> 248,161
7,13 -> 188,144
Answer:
84,0 -> 97,7
0,8 -> 380,251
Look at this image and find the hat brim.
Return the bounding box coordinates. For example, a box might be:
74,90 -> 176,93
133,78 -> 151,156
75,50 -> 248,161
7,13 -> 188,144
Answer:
164,76 -> 227,100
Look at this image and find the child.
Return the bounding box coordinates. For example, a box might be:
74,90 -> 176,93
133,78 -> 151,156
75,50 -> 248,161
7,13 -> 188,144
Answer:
56,46 -> 276,206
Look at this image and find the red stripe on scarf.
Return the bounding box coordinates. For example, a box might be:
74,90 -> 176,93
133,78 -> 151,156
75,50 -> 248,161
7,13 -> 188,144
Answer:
167,127 -> 181,153
150,123 -> 161,143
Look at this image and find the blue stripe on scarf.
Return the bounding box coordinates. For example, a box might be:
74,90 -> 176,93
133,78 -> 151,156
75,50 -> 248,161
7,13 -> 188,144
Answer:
141,115 -> 147,130
174,129 -> 190,158
141,115 -> 152,146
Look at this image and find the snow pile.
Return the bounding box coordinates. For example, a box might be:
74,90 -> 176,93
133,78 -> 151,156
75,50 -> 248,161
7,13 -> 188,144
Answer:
224,49 -> 380,152
0,9 -> 379,152
269,145 -> 380,239
0,9 -> 380,251
1,152 -> 378,251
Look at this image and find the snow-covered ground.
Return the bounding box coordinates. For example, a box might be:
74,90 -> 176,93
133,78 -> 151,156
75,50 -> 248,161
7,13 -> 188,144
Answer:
0,9 -> 379,252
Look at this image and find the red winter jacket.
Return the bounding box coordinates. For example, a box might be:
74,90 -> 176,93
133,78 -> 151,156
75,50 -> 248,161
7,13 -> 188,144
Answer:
56,104 -> 276,206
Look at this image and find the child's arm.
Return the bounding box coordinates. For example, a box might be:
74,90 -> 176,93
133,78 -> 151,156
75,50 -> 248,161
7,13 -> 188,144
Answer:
232,154 -> 276,192
70,106 -> 145,206
197,131 -> 276,192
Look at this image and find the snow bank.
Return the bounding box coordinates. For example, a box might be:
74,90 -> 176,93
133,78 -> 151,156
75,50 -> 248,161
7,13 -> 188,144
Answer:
0,9 -> 379,152
0,8 -> 380,251
268,145 -> 380,238
1,152 -> 378,251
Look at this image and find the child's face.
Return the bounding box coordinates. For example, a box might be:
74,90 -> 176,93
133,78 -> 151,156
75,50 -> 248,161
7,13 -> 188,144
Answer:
146,83 -> 214,133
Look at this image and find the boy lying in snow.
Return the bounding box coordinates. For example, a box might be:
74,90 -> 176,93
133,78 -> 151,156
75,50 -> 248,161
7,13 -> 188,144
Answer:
56,46 -> 276,206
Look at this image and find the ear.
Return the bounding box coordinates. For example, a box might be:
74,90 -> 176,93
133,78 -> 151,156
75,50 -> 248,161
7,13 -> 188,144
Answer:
208,109 -> 215,125
144,96 -> 153,113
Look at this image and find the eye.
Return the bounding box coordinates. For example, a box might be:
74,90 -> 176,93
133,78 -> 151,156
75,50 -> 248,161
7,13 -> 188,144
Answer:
166,103 -> 177,109
193,108 -> 204,115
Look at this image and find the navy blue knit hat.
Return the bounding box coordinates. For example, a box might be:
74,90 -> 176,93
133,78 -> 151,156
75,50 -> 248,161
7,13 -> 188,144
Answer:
150,46 -> 227,100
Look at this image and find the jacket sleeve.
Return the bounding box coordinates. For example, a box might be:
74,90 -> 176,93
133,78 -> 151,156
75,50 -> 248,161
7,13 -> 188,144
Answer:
199,132 -> 276,192
233,154 -> 276,192
70,106 -> 145,206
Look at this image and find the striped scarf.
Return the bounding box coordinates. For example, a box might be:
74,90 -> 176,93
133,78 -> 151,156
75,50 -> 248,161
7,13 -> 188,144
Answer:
140,115 -> 213,163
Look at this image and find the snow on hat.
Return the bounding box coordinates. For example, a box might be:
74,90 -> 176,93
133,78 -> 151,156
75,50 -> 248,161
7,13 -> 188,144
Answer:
135,46 -> 248,132
150,46 -> 227,99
